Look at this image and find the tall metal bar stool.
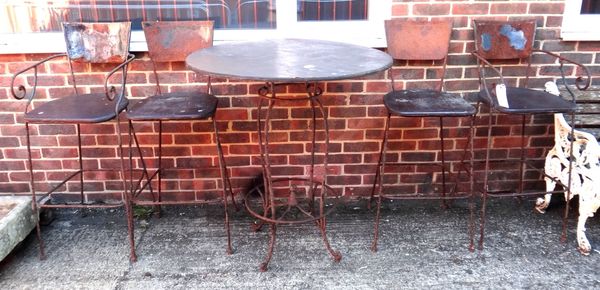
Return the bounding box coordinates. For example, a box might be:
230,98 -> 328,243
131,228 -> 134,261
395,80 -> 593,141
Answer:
370,19 -> 477,252
125,21 -> 237,257
471,19 -> 591,249
9,22 -> 135,260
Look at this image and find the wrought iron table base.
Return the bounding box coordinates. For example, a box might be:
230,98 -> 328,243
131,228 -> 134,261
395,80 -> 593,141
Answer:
243,82 -> 341,271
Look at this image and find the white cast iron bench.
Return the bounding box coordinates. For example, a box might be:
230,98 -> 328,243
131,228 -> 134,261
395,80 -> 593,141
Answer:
536,83 -> 600,255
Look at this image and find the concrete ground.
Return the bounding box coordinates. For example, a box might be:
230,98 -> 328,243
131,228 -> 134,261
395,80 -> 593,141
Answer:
0,197 -> 598,289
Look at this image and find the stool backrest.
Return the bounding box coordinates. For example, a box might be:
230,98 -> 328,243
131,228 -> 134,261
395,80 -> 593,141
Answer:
384,19 -> 452,61
63,22 -> 131,63
142,21 -> 214,63
473,19 -> 536,60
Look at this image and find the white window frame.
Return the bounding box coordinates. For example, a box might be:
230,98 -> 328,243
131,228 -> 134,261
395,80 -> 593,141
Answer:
0,0 -> 390,54
561,0 -> 600,41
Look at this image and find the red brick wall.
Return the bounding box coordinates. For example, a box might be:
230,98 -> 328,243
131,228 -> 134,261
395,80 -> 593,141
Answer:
0,0 -> 597,201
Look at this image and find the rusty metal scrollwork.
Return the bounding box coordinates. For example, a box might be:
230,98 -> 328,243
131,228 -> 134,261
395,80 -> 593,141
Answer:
104,53 -> 136,102
10,54 -> 68,111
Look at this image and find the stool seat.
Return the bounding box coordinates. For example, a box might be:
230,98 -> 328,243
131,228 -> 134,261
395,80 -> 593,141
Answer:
25,93 -> 128,124
384,89 -> 475,117
477,87 -> 575,115
126,92 -> 217,121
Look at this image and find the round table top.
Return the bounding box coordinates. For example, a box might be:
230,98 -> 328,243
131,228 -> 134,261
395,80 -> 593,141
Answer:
186,38 -> 393,82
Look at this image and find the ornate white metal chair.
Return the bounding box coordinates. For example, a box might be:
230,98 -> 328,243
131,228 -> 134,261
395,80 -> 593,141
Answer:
536,82 -> 600,255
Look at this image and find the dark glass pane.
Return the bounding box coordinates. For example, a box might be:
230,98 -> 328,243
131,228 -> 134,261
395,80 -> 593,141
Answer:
0,0 -> 276,33
581,0 -> 600,14
297,0 -> 367,21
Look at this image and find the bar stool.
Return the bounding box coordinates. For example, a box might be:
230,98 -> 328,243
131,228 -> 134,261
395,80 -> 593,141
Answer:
370,19 -> 477,252
471,19 -> 591,249
9,22 -> 135,260
125,21 -> 237,257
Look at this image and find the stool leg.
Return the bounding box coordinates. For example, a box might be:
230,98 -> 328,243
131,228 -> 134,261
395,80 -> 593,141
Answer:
156,120 -> 163,216
372,113 -> 391,252
219,140 -> 238,212
26,122 -> 46,260
518,115 -> 526,196
468,114 -> 476,252
212,111 -> 237,211
369,139 -> 384,211
213,118 -> 233,255
479,106 -> 494,250
128,121 -> 134,200
116,116 -> 137,263
129,121 -> 155,203
224,168 -> 238,212
76,124 -> 84,204
126,121 -> 138,262
440,117 -> 448,209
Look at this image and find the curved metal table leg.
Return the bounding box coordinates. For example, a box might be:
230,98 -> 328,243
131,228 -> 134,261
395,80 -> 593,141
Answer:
247,82 -> 341,271
312,96 -> 342,262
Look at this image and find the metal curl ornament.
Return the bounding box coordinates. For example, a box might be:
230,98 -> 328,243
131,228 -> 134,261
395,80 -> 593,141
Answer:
105,85 -> 118,101
12,84 -> 27,100
258,84 -> 271,98
542,49 -> 591,91
104,53 -> 136,102
306,83 -> 323,98
10,53 -> 66,103
575,64 -> 591,91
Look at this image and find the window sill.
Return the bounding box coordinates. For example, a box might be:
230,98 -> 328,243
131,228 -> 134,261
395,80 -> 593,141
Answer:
0,28 -> 387,54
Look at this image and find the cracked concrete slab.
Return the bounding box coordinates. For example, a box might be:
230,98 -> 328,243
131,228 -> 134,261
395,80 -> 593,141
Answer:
0,198 -> 598,289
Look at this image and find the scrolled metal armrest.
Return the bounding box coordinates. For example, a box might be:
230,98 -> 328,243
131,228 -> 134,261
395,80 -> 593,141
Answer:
104,53 -> 136,102
533,49 -> 591,91
471,51 -> 506,84
471,51 -> 506,104
10,53 -> 67,102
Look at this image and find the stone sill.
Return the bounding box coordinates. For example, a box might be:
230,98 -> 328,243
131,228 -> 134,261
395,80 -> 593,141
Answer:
0,196 -> 36,261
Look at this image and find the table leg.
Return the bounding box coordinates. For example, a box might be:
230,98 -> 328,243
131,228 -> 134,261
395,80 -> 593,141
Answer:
260,224 -> 277,272
245,82 -> 341,271
311,95 -> 341,262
